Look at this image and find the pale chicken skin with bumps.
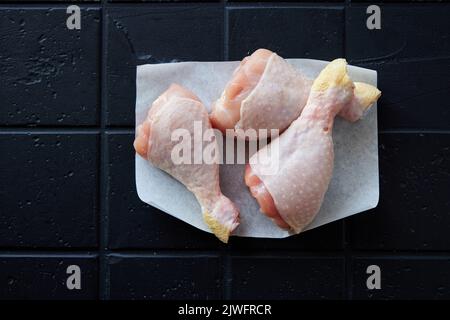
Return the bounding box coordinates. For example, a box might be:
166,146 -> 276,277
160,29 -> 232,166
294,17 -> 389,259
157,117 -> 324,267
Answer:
134,84 -> 240,243
211,48 -> 379,137
245,59 -> 381,233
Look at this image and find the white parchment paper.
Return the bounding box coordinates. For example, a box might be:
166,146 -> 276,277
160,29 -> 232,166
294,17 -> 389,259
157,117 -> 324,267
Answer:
135,59 -> 379,238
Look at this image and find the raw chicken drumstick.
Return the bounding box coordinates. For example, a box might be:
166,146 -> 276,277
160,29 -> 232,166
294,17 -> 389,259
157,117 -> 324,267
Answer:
245,59 -> 381,233
210,48 -> 378,137
134,84 -> 240,243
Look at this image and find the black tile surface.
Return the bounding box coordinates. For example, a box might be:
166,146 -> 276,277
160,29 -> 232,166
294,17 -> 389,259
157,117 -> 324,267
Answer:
109,255 -> 222,299
350,133 -> 450,251
230,256 -> 345,299
346,5 -> 450,130
230,221 -> 344,251
0,7 -> 100,126
348,5 -> 450,59
106,5 -> 224,126
228,7 -> 344,60
0,1 -> 449,301
0,255 -> 98,300
352,257 -> 450,300
0,133 -> 98,248
107,133 -> 225,249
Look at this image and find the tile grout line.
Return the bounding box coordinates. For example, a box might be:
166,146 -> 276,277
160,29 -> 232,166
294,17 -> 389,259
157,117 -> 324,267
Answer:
0,252 -> 99,257
104,249 -> 360,256
225,3 -> 346,10
2,249 -> 450,257
99,0 -> 110,301
344,220 -> 353,300
0,2 -> 101,7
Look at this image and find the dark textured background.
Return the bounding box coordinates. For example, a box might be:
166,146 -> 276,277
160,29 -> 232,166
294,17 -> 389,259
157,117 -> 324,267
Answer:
0,0 -> 449,300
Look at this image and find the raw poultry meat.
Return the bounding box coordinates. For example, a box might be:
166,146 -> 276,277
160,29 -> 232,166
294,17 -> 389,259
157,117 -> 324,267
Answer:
210,48 -> 378,137
245,59 -> 381,233
134,84 -> 240,243
210,49 -> 310,136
